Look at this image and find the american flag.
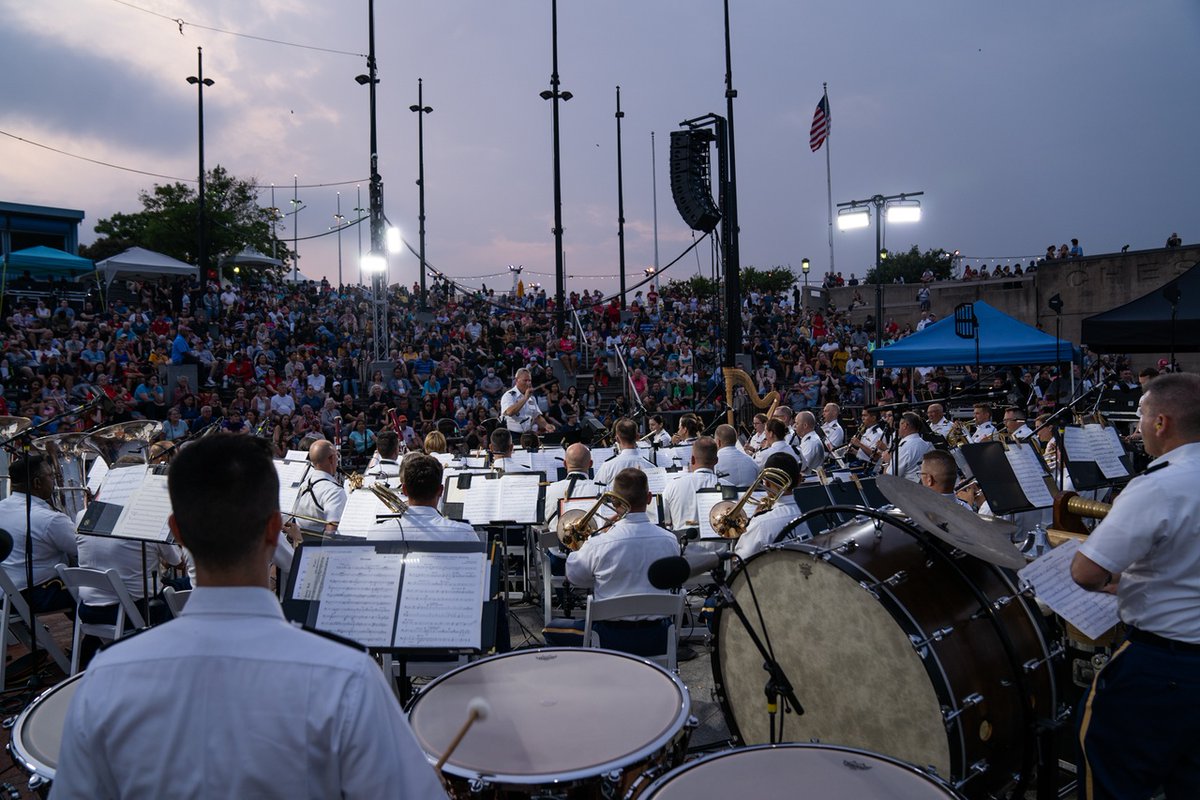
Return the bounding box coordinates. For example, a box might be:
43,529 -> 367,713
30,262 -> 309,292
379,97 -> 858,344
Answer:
809,94 -> 830,152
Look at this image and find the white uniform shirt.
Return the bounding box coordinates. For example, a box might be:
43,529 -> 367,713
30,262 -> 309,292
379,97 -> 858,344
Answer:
374,505 -> 480,543
716,446 -> 759,487
500,386 -> 537,432
292,470 -> 347,533
52,587 -> 447,799
492,455 -> 537,474
565,512 -> 679,609
856,424 -> 889,463
889,433 -> 935,482
75,536 -> 182,606
754,440 -> 797,468
1079,442 -> 1200,643
969,420 -> 997,443
367,458 -> 401,479
798,432 -> 824,473
928,417 -> 954,437
734,496 -> 805,560
0,493 -> 78,589
821,420 -> 845,449
648,429 -> 672,448
543,472 -> 598,527
661,468 -> 726,529
594,447 -> 657,486
746,430 -> 767,455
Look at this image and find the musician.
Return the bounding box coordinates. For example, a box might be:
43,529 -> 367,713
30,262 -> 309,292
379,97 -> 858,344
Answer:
595,418 -> 657,486
793,411 -> 824,473
820,403 -> 845,449
365,430 -> 402,480
395,454 -> 480,543
715,424 -> 760,487
880,412 -> 935,482
746,413 -> 768,454
919,450 -> 972,510
662,437 -> 728,531
1071,373 -> 1200,799
53,435 -> 446,799
292,439 -> 346,536
501,368 -> 555,434
645,414 -> 672,448
968,403 -> 997,443
925,403 -> 954,438
848,407 -> 890,467
1001,408 -> 1034,441
542,443 -> 597,529
489,428 -> 536,473
771,405 -> 801,448
754,419 -> 798,467
0,454 -> 78,612
734,453 -> 804,560
672,414 -> 701,445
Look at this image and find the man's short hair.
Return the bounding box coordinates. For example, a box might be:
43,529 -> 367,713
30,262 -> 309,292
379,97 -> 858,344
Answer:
1145,373 -> 1200,439
714,424 -> 737,448
973,403 -> 992,417
614,418 -> 639,444
772,405 -> 794,422
796,411 -> 817,430
692,437 -> 718,467
763,451 -> 800,488
900,411 -> 923,432
520,432 -> 540,451
1139,367 -> 1160,379
168,434 -> 278,569
376,430 -> 400,460
9,454 -> 49,491
921,449 -> 958,491
401,454 -> 444,503
611,467 -> 649,511
489,427 -> 513,454
1003,407 -> 1026,422
765,418 -> 787,441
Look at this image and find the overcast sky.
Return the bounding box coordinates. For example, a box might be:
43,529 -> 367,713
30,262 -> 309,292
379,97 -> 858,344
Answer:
2,1 -> 1197,294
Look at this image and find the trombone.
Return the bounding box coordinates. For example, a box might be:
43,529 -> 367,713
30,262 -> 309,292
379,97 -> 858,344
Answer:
708,467 -> 793,539
370,482 -> 409,518
557,492 -> 630,551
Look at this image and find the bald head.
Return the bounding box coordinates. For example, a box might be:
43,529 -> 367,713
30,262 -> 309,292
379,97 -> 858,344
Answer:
772,405 -> 794,424
308,439 -> 337,475
564,443 -> 592,472
714,424 -> 738,449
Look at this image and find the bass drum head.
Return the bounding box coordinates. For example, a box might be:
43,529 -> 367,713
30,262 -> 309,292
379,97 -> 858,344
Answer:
715,545 -> 952,777
643,743 -> 963,799
9,673 -> 84,785
408,648 -> 690,786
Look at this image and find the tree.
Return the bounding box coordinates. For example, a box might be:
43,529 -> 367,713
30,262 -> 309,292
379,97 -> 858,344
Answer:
81,166 -> 291,279
740,265 -> 796,295
866,245 -> 952,284
663,275 -> 719,298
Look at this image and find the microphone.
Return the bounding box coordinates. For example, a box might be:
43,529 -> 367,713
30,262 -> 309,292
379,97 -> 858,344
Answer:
647,551 -> 737,590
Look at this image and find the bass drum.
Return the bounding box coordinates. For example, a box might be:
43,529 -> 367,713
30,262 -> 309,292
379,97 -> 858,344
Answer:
408,648 -> 694,798
712,512 -> 1058,797
7,673 -> 84,797
639,743 -> 964,799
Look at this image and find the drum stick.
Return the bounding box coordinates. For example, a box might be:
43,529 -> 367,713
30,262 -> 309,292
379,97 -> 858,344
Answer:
435,697 -> 491,773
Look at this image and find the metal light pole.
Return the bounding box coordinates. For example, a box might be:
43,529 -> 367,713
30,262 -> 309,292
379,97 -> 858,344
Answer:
721,0 -> 743,367
354,185 -> 364,286
615,85 -> 627,310
332,192 -> 345,288
290,175 -> 301,282
801,257 -> 810,310
357,0 -> 388,364
541,0 -> 572,337
186,47 -> 214,283
409,79 -> 433,309
650,131 -> 660,274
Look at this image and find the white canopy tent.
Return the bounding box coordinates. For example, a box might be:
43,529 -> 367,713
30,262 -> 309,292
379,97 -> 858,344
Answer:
96,247 -> 197,287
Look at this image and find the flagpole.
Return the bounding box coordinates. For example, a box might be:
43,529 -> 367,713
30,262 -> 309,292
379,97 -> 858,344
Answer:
823,83 -> 834,279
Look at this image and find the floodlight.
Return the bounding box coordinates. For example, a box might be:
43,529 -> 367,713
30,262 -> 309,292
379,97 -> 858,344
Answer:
837,207 -> 870,230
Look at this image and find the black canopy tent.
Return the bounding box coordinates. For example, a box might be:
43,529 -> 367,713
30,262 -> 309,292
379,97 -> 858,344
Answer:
1081,261 -> 1200,353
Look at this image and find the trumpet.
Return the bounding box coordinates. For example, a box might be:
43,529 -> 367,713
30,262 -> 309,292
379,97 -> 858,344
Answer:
370,482 -> 409,517
557,492 -> 630,551
708,466 -> 793,538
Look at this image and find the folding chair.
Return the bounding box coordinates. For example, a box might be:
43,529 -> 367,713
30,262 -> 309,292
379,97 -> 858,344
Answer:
582,592 -> 684,672
162,586 -> 192,618
0,569 -> 72,686
55,565 -> 147,675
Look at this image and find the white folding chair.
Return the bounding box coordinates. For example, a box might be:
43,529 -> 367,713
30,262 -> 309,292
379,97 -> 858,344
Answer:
56,565 -> 147,675
537,529 -> 569,626
0,568 -> 72,686
582,592 -> 685,672
162,586 -> 192,618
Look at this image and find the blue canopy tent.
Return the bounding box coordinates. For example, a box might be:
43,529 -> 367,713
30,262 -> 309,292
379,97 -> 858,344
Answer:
0,245 -> 95,279
873,301 -> 1079,368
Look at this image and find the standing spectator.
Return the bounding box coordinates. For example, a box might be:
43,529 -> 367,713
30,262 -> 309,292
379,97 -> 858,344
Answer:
1069,238 -> 1083,258
1166,232 -> 1182,248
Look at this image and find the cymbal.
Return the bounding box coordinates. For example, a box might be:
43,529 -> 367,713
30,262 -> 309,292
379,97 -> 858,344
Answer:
0,416 -> 32,441
875,473 -> 1026,570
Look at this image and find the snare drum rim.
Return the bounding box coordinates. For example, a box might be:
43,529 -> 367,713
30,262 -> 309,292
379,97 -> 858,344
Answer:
640,742 -> 966,799
406,647 -> 692,787
7,672 -> 85,784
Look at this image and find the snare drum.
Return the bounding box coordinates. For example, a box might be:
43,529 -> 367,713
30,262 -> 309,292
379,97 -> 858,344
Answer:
8,673 -> 83,795
713,511 -> 1058,797
408,648 -> 694,798
640,743 -> 964,799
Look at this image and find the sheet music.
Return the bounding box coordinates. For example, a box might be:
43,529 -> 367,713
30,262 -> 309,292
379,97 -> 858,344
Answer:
1092,425 -> 1129,479
96,464 -> 148,507
274,460 -> 309,516
337,490 -> 393,534
284,449 -> 310,462
462,456 -> 488,469
696,490 -> 731,540
496,474 -> 542,523
1004,443 -> 1055,508
393,552 -> 486,649
951,448 -> 973,481
86,458 -> 109,494
461,478 -> 501,525
1062,426 -> 1098,463
528,449 -> 564,476
291,549 -> 331,601
590,447 -> 615,467
655,446 -> 692,469
1018,540 -> 1120,640
313,549 -> 405,647
112,473 -> 174,542
643,467 -> 671,495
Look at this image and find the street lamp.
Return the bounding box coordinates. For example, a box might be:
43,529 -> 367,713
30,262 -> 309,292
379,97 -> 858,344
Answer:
836,191 -> 924,350
357,0 -> 388,364
409,79 -> 433,309
541,0 -> 573,337
615,85 -> 627,310
801,257 -> 810,310
186,47 -> 214,282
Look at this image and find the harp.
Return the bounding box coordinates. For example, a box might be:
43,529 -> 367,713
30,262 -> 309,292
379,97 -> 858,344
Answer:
722,367 -> 780,427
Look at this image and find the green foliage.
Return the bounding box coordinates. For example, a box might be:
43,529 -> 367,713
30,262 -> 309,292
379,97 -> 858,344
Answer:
85,166 -> 291,279
663,275 -> 720,298
866,245 -> 951,284
740,265 -> 796,294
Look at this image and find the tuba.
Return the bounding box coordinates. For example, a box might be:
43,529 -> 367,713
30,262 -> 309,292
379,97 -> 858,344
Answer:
722,367 -> 780,428
557,492 -> 630,551
85,421 -> 162,466
33,432 -> 93,519
708,467 -> 794,538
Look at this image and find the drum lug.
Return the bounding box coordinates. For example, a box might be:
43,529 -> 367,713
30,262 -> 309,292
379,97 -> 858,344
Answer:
866,570 -> 908,592
29,775 -> 48,791
1022,642 -> 1065,673
942,692 -> 984,725
908,626 -> 954,652
971,593 -> 1014,620
952,759 -> 989,791
0,715 -> 13,730
857,581 -> 879,600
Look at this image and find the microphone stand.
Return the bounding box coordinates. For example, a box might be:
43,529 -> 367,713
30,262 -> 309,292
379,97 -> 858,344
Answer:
708,557 -> 804,742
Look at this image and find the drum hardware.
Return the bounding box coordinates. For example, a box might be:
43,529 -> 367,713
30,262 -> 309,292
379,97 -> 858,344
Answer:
864,570 -> 909,592
910,626 -> 956,652
951,760 -> 989,792
557,491 -> 630,551
941,694 -> 984,725
1022,642 -> 1064,674
707,466 -> 792,539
